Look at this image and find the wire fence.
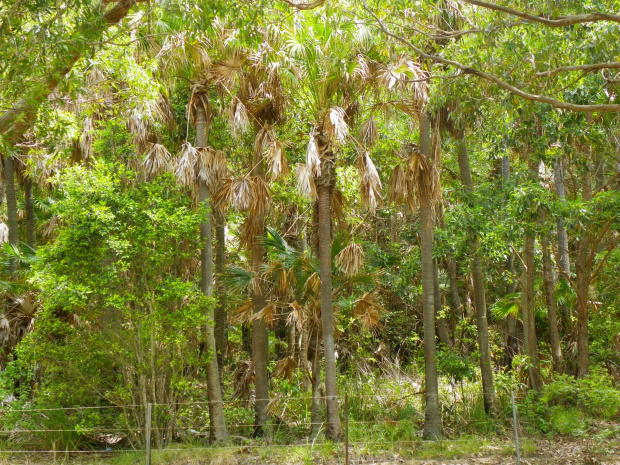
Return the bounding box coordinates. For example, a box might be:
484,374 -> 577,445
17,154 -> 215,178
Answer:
0,390 -> 534,464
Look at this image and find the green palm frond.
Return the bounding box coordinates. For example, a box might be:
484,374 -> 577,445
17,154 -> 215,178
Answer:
222,266 -> 254,292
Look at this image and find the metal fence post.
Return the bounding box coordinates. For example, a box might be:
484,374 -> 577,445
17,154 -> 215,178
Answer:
146,402 -> 152,465
511,391 -> 521,465
344,394 -> 349,465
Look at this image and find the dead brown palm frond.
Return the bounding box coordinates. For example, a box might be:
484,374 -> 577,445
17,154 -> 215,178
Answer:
273,356 -> 297,381
332,188 -> 345,221
405,144 -> 440,207
215,176 -> 251,211
295,163 -> 317,200
227,97 -> 249,135
357,151 -> 382,212
206,52 -> 245,89
305,272 -> 321,295
196,147 -> 229,191
354,291 -> 386,332
389,164 -> 407,205
155,93 -> 176,130
158,32 -> 211,72
335,242 -> 364,275
249,175 -> 270,217
230,300 -> 253,325
127,111 -> 149,151
255,126 -> 288,180
79,117 -> 94,161
360,116 -> 378,148
287,301 -> 304,331
305,134 -> 321,177
188,85 -> 211,128
322,107 -> 348,144
142,143 -> 172,178
252,304 -> 276,328
231,360 -> 253,400
240,215 -> 262,250
86,66 -> 105,88
175,142 -> 199,186
40,215 -> 61,239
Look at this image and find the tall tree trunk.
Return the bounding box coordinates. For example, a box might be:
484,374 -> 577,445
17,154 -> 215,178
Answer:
433,258 -> 450,346
4,155 -> 19,273
553,159 -> 571,327
541,234 -> 562,371
309,328 -> 322,440
522,231 -> 543,392
195,106 -> 227,443
250,143 -> 270,436
214,213 -> 227,376
456,138 -> 496,415
575,170 -> 592,378
420,113 -> 442,439
501,157 -> 519,366
315,131 -> 342,441
24,177 -> 36,249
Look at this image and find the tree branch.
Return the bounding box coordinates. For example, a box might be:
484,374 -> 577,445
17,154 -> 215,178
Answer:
363,4 -> 620,113
462,0 -> 620,27
535,62 -> 620,79
279,0 -> 326,10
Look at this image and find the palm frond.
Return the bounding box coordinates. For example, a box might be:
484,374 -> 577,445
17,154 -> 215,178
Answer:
222,266 -> 254,292
357,151 -> 382,212
142,143 -> 172,177
322,106 -> 348,144
389,164 -> 407,205
335,242 -> 364,275
175,142 -> 198,186
305,134 -> 321,178
295,163 -> 317,200
359,116 -> 378,148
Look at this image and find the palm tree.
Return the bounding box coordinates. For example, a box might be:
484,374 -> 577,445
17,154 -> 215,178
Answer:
175,81 -> 229,443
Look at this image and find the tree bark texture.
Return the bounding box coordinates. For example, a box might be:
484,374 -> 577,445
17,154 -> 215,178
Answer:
420,113 -> 442,439
522,232 -> 543,392
553,159 -> 571,327
541,234 -> 563,371
195,106 -> 227,443
24,177 -> 36,249
4,155 -> 19,274
214,213 -> 227,375
315,130 -> 342,441
250,141 -> 270,436
457,138 -> 496,415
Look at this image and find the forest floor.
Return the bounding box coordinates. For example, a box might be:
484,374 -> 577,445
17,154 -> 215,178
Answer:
0,437 -> 619,465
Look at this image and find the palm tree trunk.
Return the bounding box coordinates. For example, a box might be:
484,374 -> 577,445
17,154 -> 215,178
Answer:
24,177 -> 36,249
501,157 -> 519,366
419,113 -> 441,439
456,138 -> 496,414
315,130 -> 342,441
214,213 -> 227,374
195,106 -> 227,443
553,159 -> 571,328
541,234 -> 562,371
522,231 -> 543,392
433,258 -> 450,346
4,155 -> 19,273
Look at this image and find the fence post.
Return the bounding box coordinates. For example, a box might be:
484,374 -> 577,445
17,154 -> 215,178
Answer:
344,394 -> 349,465
511,391 -> 521,465
146,402 -> 152,465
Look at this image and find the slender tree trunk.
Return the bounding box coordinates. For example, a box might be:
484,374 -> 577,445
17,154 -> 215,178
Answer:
309,329 -> 322,440
214,213 -> 227,375
195,106 -> 227,443
575,170 -> 592,378
501,157 -> 519,366
419,113 -> 442,439
553,159 -> 571,328
433,258 -> 450,346
541,234 -> 562,371
313,129 -> 342,440
522,231 -> 543,392
24,177 -> 36,249
4,155 -> 19,273
250,144 -> 270,436
456,138 -> 496,414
